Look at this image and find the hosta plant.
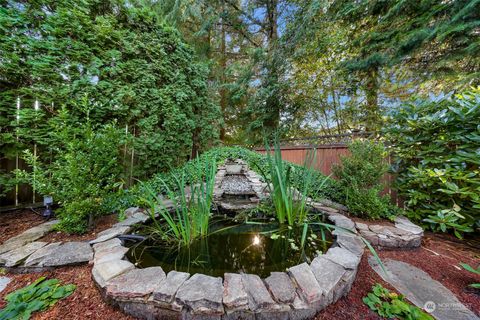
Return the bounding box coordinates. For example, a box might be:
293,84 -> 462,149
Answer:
0,277 -> 76,320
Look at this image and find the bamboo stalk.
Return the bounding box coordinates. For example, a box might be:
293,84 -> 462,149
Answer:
15,97 -> 20,207
33,99 -> 39,204
130,126 -> 135,186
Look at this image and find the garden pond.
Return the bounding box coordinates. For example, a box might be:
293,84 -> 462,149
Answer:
126,217 -> 333,278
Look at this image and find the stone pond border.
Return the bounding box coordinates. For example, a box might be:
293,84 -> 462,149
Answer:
88,203 -> 366,320
355,216 -> 424,249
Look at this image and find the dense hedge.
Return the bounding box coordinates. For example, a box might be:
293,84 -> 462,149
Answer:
0,1 -> 220,178
384,89 -> 480,235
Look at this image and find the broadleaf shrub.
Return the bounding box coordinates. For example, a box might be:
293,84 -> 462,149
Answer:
333,140 -> 393,219
384,88 -> 480,235
20,107 -> 124,234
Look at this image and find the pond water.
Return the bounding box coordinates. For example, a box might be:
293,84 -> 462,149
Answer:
127,218 -> 333,278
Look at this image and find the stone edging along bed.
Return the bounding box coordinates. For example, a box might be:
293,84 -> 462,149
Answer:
90,203 -> 365,320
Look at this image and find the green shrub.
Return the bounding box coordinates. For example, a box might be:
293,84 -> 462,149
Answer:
333,140 -> 392,219
344,185 -> 392,220
0,2 -> 220,180
0,277 -> 76,320
20,107 -> 124,234
333,140 -> 388,189
384,88 -> 480,235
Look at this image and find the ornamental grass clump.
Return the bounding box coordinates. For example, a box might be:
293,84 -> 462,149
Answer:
256,139 -> 328,226
139,158 -> 216,246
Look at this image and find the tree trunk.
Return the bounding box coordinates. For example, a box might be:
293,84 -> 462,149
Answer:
219,10 -> 227,141
264,0 -> 280,133
365,67 -> 379,131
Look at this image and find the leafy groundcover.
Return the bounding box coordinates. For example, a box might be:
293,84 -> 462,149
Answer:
0,277 -> 76,320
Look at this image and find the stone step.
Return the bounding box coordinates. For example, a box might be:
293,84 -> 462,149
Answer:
0,241 -> 48,267
369,257 -> 479,320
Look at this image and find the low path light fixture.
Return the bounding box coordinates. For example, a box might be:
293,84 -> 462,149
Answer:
43,196 -> 54,219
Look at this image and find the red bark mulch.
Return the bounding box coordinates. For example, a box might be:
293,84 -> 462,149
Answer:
0,209 -> 45,244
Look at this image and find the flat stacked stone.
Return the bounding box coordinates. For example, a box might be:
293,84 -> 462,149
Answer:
264,272 -> 296,304
223,273 -> 252,319
24,242 -> 60,266
356,216 -> 423,249
89,226 -> 132,244
310,256 -> 347,304
0,241 -> 47,267
23,241 -> 92,267
395,216 -> 424,235
94,245 -> 129,264
152,271 -> 190,311
113,216 -> 145,227
288,263 -> 324,309
175,273 -> 224,317
289,294 -> 317,320
93,259 -> 135,288
324,247 -> 360,270
92,238 -> 123,252
124,207 -> 151,221
106,267 -> 166,301
327,214 -> 356,232
335,233 -> 365,257
0,220 -> 58,255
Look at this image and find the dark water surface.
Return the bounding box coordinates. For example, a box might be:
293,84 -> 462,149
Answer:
127,219 -> 333,277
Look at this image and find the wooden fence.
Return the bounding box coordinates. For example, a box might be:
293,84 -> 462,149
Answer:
254,136 -> 399,205
255,144 -> 350,176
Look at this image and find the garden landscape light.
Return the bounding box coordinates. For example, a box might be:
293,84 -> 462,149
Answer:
43,196 -> 54,219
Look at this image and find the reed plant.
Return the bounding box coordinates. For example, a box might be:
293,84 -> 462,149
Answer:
257,139 -> 329,226
139,158 -> 216,246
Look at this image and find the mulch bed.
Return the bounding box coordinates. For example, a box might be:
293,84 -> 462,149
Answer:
0,209 -> 118,244
0,210 -> 479,320
0,265 -> 133,320
0,209 -> 45,244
